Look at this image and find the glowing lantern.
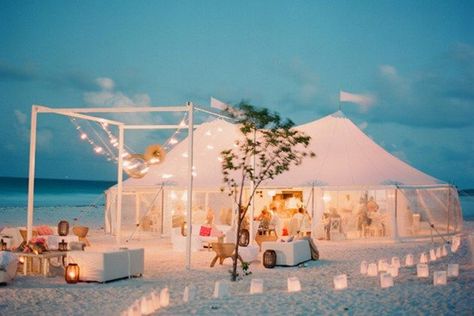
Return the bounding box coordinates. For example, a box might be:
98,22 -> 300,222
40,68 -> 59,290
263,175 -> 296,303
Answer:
429,249 -> 437,261
441,245 -> 448,257
360,261 -> 368,274
378,259 -> 389,272
367,263 -> 378,276
58,239 -> 68,252
58,220 -> 69,236
183,285 -> 196,302
388,265 -> 399,277
287,277 -> 301,292
160,288 -> 170,307
250,278 -> 264,294
391,257 -> 401,269
435,247 -> 442,258
433,271 -> 447,286
405,254 -> 414,266
419,252 -> 428,264
213,280 -> 230,298
447,264 -> 459,277
380,272 -> 394,288
65,263 -> 80,284
333,274 -> 348,290
417,263 -> 429,278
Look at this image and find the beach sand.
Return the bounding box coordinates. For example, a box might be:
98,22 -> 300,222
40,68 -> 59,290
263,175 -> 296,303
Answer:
1,206 -> 473,315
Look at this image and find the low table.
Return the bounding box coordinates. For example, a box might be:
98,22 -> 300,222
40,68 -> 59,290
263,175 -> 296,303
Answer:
18,251 -> 67,277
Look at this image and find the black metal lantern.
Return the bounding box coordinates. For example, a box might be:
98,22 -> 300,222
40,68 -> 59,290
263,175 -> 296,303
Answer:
58,239 -> 68,251
0,238 -> 6,251
239,229 -> 250,247
58,220 -> 69,236
263,249 -> 277,268
65,263 -> 80,283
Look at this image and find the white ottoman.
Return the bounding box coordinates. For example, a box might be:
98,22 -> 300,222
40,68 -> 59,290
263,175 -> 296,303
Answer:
261,240 -> 311,266
67,248 -> 144,283
239,245 -> 259,263
0,251 -> 18,284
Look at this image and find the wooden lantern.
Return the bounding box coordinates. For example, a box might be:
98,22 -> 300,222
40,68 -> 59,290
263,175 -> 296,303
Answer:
58,239 -> 68,252
58,220 -> 69,236
65,263 -> 80,283
0,238 -> 6,251
263,250 -> 277,269
239,229 -> 250,247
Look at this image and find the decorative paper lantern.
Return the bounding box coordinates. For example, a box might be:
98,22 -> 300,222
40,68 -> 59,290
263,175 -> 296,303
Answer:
239,229 -> 250,247
380,272 -> 394,288
429,249 -> 437,261
333,274 -> 348,290
417,263 -> 429,278
287,277 -> 301,292
65,263 -> 80,284
183,285 -> 196,302
441,245 -> 448,257
250,278 -> 264,294
144,144 -> 166,165
451,235 -> 461,253
140,297 -> 152,315
151,291 -> 160,310
58,239 -> 68,252
160,288 -> 170,307
130,300 -> 141,316
419,253 -> 428,264
433,271 -> 447,286
0,238 -> 6,251
263,250 -> 277,269
367,263 -> 378,276
360,261 -> 368,274
405,254 -> 414,266
388,265 -> 399,277
123,154 -> 149,179
435,247 -> 442,258
58,220 -> 69,236
447,264 -> 459,277
391,257 -> 401,269
378,259 -> 389,272
213,280 -> 230,298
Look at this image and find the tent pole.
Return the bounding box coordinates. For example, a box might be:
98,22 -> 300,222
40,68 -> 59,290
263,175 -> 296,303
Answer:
161,185 -> 165,236
135,192 -> 140,229
116,124 -> 124,244
392,188 -> 399,240
249,130 -> 257,245
311,183 -> 315,236
185,102 -> 194,270
26,105 -> 39,241
447,186 -> 451,234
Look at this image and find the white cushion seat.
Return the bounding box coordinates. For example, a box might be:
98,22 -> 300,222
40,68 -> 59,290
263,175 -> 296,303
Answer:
261,240 -> 312,266
0,251 -> 18,284
67,248 -> 144,283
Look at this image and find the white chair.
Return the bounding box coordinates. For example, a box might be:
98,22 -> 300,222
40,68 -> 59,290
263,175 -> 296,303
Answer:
261,240 -> 311,266
0,251 -> 18,284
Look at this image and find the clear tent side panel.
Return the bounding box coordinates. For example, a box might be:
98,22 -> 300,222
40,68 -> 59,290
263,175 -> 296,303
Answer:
396,186 -> 463,238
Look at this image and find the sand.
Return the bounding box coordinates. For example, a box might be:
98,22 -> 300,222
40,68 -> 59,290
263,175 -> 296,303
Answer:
1,206 -> 473,315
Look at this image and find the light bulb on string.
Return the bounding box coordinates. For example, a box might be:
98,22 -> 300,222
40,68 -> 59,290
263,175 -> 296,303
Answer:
80,133 -> 87,140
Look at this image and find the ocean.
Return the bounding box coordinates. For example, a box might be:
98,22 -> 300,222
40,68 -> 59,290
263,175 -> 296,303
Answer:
0,177 -> 114,207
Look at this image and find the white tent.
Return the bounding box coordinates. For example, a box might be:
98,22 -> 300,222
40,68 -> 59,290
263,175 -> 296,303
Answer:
105,111 -> 463,241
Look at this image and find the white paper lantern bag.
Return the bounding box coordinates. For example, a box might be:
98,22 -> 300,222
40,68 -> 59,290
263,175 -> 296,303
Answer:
367,263 -> 378,276
213,280 -> 230,298
250,279 -> 264,294
433,271 -> 447,286
388,265 -> 399,277
417,263 -> 429,278
435,247 -> 442,258
378,259 -> 389,272
183,285 -> 196,303
419,252 -> 428,264
333,274 -> 348,290
391,257 -> 400,269
429,249 -> 437,261
405,254 -> 414,267
360,261 -> 368,274
160,288 -> 170,307
441,245 -> 448,257
447,264 -> 459,277
151,291 -> 160,310
380,272 -> 394,288
287,277 -> 301,292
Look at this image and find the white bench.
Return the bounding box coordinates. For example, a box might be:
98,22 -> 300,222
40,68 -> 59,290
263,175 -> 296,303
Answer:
67,248 -> 144,283
261,240 -> 312,266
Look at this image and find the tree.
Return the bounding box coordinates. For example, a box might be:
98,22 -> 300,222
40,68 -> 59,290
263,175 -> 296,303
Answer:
220,102 -> 315,281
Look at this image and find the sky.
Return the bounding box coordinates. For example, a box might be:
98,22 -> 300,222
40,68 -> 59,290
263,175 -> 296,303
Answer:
0,1 -> 473,188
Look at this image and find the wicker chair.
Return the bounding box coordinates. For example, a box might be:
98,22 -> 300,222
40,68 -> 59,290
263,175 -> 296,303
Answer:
210,242 -> 244,267
72,226 -> 90,246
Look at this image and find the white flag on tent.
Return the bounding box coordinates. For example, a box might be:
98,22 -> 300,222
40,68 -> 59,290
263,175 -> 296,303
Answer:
339,90 -> 376,111
210,97 -> 230,111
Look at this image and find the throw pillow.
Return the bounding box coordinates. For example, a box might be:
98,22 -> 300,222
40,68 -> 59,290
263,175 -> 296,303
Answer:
36,225 -> 54,235
199,226 -> 211,236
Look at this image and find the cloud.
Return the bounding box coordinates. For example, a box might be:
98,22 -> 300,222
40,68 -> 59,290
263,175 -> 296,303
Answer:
14,110 -> 27,125
8,109 -> 54,152
96,77 -> 115,90
0,61 -> 37,81
367,43 -> 474,128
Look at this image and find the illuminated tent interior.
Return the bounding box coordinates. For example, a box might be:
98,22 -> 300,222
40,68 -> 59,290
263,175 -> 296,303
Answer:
105,111 -> 463,241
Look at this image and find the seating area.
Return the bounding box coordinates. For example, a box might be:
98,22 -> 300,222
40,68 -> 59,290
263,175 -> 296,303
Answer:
171,224 -> 235,252
261,239 -> 312,267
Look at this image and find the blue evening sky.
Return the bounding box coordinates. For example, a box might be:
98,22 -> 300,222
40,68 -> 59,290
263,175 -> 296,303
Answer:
1,1 -> 473,187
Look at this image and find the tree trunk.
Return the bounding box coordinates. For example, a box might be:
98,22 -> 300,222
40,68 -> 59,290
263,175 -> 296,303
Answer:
231,208 -> 242,281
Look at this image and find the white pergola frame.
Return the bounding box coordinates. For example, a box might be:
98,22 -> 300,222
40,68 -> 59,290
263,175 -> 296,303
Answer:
27,102 -> 197,269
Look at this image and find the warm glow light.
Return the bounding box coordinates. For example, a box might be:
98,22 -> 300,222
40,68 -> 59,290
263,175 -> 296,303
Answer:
217,127 -> 223,132
179,120 -> 186,128
205,130 -> 212,136
170,191 -> 177,200
323,193 -> 332,203
169,138 -> 178,145
182,152 -> 188,158
94,146 -> 103,153
80,133 -> 87,140
206,145 -> 214,150
267,190 -> 277,197
217,157 -> 224,162
192,171 -> 197,177
140,167 -> 150,174
162,174 -> 173,179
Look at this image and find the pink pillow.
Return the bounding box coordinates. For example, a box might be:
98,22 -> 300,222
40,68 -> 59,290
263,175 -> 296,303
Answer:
36,225 -> 54,235
199,226 -> 211,236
